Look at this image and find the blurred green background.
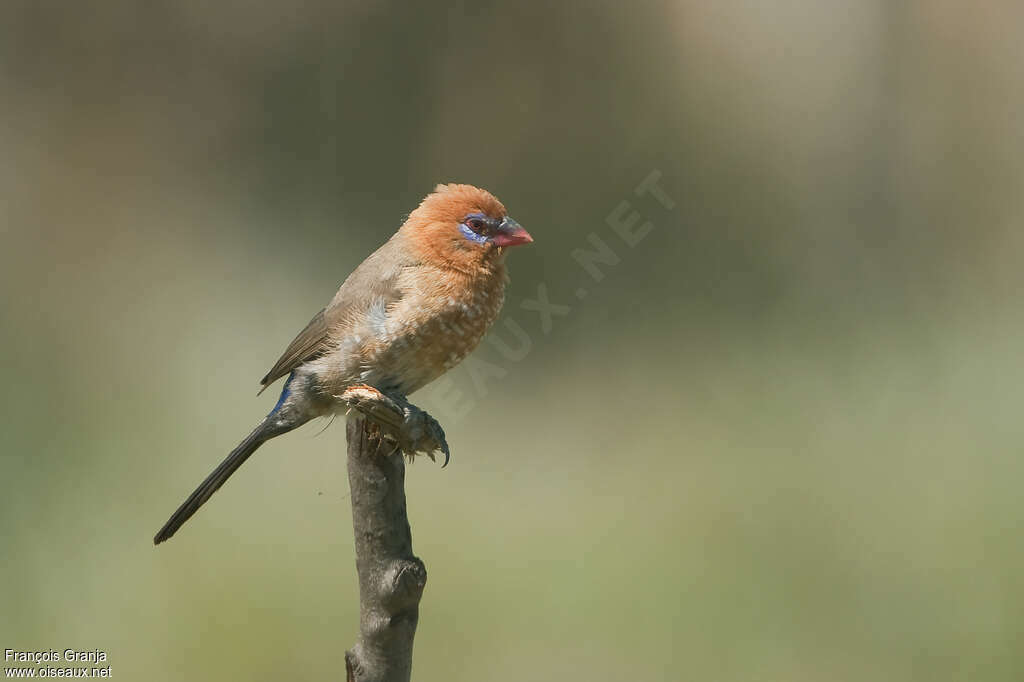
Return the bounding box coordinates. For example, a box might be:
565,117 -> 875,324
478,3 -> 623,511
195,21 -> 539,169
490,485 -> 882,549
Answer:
3,2 -> 1024,680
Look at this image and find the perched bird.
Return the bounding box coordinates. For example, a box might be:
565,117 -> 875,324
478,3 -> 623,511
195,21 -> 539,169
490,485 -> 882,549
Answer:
154,184 -> 532,544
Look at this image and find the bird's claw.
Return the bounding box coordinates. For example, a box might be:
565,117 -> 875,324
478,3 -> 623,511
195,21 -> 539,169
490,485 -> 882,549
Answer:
425,417 -> 450,468
340,385 -> 450,467
401,404 -> 450,467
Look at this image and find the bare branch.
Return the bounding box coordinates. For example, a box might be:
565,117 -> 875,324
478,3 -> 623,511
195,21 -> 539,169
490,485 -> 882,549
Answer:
341,385 -> 448,682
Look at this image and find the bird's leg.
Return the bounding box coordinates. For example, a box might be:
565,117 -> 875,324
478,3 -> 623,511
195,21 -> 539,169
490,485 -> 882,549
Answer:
340,385 -> 450,466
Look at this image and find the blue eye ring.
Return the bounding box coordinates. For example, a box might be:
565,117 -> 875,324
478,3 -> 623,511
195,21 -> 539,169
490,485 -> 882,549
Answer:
460,212 -> 494,244
464,212 -> 491,231
459,222 -> 489,244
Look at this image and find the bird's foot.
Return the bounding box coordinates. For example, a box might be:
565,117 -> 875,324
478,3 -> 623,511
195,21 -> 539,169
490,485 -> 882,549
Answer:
399,404 -> 450,467
340,385 -> 450,466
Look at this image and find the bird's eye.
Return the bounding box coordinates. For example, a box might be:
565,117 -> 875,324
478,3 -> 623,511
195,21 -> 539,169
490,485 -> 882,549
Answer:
467,218 -> 485,232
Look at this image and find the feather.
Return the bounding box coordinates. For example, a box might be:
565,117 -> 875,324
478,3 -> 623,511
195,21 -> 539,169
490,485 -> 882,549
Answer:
257,235 -> 414,393
258,308 -> 328,393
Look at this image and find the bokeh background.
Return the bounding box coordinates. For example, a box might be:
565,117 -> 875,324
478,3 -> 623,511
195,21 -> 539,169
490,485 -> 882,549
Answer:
3,2 -> 1024,680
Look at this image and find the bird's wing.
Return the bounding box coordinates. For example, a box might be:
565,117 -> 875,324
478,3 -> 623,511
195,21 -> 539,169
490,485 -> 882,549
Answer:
258,308 -> 329,392
258,235 -> 414,393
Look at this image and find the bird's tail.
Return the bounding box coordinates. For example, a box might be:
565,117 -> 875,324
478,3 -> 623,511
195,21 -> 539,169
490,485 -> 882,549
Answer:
154,418 -> 283,545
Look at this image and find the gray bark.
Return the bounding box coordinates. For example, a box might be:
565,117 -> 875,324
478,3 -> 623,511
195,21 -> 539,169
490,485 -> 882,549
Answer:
341,386 -> 447,682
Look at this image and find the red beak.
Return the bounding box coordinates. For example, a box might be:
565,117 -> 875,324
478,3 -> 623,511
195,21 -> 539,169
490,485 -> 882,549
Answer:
490,216 -> 533,247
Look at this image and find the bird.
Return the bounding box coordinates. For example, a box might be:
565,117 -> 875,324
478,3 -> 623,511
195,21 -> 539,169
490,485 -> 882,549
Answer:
154,183 -> 532,544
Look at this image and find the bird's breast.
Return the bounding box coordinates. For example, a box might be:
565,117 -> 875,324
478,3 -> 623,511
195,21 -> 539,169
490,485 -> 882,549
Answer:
358,272 -> 507,394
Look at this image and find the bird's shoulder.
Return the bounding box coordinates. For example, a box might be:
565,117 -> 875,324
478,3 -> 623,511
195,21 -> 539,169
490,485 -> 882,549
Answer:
322,234 -> 427,327
259,234 -> 419,391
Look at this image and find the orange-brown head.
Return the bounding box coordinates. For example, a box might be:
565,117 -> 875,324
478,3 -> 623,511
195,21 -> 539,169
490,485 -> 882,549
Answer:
402,183 -> 532,273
